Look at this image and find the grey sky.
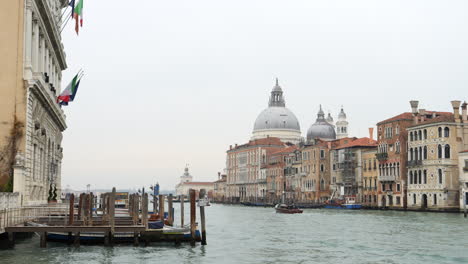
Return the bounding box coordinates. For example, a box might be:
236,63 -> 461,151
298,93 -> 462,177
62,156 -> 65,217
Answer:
60,0 -> 467,190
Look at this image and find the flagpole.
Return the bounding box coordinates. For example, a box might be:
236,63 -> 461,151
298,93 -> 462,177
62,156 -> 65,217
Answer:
60,6 -> 70,21
60,13 -> 73,33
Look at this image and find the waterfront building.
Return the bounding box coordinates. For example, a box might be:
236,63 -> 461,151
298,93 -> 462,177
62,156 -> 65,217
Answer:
284,147 -> 302,202
175,167 -> 214,198
376,112 -> 414,208
226,137 -> 285,202
459,150 -> 468,210
331,136 -> 377,201
302,140 -> 334,203
406,101 -> 468,211
0,0 -> 68,205
251,79 -> 302,144
213,172 -> 227,202
361,135 -> 379,207
265,145 -> 297,203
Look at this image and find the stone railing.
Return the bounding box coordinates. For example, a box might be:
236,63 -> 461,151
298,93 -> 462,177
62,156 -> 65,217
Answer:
0,192 -> 20,209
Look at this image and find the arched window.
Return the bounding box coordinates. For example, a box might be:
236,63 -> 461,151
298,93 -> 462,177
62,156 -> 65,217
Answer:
438,169 -> 443,184
418,130 -> 422,140
423,146 -> 427,160
438,145 -> 442,159
444,144 -> 450,159
397,163 -> 400,177
410,132 -> 414,141
413,194 -> 416,204
423,129 -> 427,140
438,127 -> 442,137
423,170 -> 427,184
444,127 -> 449,137
434,194 -> 437,205
410,148 -> 414,161
418,170 -> 422,184
419,146 -> 423,160
409,171 -> 413,184
415,148 -> 419,161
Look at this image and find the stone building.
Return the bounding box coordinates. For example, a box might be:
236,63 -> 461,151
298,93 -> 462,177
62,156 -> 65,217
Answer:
361,134 -> 379,207
226,137 -> 285,202
1,0 -> 68,205
302,140 -> 333,203
406,101 -> 468,211
175,167 -> 214,198
213,172 -> 227,202
376,112 -> 414,208
265,145 -> 296,203
251,79 -> 302,144
459,150 -> 468,210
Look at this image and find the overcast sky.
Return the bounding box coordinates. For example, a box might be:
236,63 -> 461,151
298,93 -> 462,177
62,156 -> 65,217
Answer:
59,0 -> 467,191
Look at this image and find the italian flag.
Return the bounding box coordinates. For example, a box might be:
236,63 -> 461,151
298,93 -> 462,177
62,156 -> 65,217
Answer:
74,0 -> 83,34
57,73 -> 81,105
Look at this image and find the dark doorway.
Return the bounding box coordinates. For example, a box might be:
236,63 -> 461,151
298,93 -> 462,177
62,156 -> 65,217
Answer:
421,194 -> 428,209
382,196 -> 386,207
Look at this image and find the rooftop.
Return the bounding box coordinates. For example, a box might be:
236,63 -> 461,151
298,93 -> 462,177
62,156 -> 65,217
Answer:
334,137 -> 377,150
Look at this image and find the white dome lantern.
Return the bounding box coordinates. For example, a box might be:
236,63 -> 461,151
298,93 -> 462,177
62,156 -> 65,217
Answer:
251,79 -> 302,144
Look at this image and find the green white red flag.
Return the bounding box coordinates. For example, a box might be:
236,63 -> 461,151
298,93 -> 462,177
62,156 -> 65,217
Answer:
74,0 -> 83,34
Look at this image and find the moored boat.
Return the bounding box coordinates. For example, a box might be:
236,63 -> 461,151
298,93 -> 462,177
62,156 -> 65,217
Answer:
324,196 -> 362,209
275,203 -> 303,214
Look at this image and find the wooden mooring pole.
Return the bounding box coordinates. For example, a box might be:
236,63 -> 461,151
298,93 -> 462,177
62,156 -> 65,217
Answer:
199,189 -> 207,245
158,195 -> 165,221
168,194 -> 173,226
180,195 -> 184,227
189,189 -> 196,246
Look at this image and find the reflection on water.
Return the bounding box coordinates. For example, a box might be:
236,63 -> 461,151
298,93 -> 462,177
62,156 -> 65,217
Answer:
2,204 -> 468,264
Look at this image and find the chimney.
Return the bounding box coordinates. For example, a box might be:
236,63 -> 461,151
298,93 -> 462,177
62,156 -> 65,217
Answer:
419,109 -> 426,122
235,143 -> 238,148
218,172 -> 221,179
410,100 -> 419,124
462,101 -> 467,123
327,142 -> 331,149
451,100 -> 462,123
229,145 -> 232,150
368,127 -> 374,141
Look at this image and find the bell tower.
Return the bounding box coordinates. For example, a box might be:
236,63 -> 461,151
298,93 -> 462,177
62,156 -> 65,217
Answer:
180,165 -> 193,183
336,106 -> 349,139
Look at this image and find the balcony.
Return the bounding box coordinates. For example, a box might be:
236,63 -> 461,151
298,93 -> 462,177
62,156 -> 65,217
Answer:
407,160 -> 423,167
256,178 -> 267,183
378,175 -> 396,182
376,152 -> 388,161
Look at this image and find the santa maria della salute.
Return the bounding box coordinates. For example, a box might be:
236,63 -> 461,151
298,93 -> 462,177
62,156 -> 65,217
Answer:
251,79 -> 348,144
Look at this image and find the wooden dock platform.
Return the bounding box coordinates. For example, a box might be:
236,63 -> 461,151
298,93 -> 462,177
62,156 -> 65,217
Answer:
3,188 -> 207,248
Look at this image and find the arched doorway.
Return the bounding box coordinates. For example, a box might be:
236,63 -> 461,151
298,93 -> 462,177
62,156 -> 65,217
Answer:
421,194 -> 428,209
381,196 -> 386,207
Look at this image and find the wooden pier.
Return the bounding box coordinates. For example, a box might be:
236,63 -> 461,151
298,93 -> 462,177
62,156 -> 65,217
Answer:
3,188 -> 208,248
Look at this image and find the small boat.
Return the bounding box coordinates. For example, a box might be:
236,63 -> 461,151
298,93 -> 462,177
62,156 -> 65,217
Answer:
275,203 -> 303,214
324,196 -> 362,209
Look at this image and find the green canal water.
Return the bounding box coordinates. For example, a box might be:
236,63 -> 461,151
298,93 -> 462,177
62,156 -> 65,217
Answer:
2,204 -> 468,264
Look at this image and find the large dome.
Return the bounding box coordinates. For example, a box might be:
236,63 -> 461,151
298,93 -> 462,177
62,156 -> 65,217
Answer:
253,107 -> 301,131
251,79 -> 302,144
307,105 -> 336,141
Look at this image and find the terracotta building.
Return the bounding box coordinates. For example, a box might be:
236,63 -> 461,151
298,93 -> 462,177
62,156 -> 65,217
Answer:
361,144 -> 379,207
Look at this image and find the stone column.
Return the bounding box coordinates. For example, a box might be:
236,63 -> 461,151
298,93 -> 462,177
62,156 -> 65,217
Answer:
32,19 -> 39,72
24,7 -> 33,78
13,152 -> 26,206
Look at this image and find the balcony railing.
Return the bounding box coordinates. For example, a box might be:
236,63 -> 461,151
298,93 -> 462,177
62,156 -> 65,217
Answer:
407,160 -> 423,167
378,175 -> 396,182
376,152 -> 388,161
256,178 -> 267,183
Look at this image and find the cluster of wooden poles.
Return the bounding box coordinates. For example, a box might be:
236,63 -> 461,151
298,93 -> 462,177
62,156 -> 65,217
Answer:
5,188 -> 208,248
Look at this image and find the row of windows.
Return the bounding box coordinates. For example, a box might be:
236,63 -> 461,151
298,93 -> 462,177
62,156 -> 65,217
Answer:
409,127 -> 450,142
409,169 -> 443,185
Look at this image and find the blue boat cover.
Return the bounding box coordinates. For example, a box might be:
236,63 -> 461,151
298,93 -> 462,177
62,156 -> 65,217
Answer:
148,221 -> 164,229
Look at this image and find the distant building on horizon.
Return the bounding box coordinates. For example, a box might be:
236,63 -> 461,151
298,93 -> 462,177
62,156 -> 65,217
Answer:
175,167 -> 214,198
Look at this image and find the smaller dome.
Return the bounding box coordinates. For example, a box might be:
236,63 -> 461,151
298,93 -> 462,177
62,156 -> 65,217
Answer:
326,113 -> 334,123
307,105 -> 336,141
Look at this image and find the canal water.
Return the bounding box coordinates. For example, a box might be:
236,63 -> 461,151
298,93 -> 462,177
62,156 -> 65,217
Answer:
2,204 -> 468,264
